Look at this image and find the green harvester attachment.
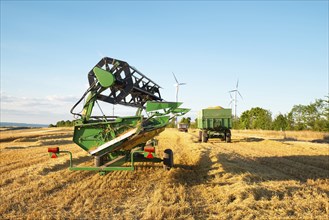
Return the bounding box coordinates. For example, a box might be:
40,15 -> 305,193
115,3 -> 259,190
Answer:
48,57 -> 189,175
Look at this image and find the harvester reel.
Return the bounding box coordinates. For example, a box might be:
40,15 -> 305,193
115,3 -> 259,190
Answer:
88,57 -> 162,108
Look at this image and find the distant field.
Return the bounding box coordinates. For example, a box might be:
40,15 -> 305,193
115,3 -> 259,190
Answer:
233,129 -> 329,142
0,128 -> 328,219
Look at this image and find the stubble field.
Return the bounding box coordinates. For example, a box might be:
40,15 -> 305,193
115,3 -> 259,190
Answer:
0,127 -> 328,219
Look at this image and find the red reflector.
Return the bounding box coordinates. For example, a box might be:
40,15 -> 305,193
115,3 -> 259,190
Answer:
144,146 -> 155,153
48,147 -> 59,153
51,153 -> 58,158
146,153 -> 154,159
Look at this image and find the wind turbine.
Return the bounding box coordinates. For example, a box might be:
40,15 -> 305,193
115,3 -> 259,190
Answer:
172,72 -> 186,103
172,72 -> 186,125
228,92 -> 234,109
229,79 -> 243,118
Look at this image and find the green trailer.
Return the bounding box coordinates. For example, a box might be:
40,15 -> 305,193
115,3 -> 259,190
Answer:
197,107 -> 232,143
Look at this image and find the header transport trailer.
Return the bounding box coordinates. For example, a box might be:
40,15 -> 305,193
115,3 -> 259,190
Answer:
197,106 -> 232,143
48,57 -> 189,175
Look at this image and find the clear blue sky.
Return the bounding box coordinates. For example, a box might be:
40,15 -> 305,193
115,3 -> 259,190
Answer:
1,1 -> 328,124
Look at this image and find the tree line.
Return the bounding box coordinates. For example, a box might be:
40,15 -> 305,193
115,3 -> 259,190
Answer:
49,120 -> 74,127
172,97 -> 328,132
233,98 -> 328,131
49,97 -> 328,132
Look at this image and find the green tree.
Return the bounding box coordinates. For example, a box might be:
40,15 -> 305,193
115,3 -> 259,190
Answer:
288,98 -> 328,131
180,117 -> 187,124
239,108 -> 272,130
272,114 -> 288,131
179,117 -> 192,126
232,117 -> 241,129
189,118 -> 198,129
167,118 -> 176,128
290,104 -> 310,130
56,120 -> 65,127
186,117 -> 191,126
240,110 -> 251,129
65,120 -> 72,127
250,107 -> 272,130
313,98 -> 329,131
54,120 -> 74,127
286,112 -> 294,130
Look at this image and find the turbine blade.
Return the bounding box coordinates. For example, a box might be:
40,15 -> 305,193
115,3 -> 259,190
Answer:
229,93 -> 232,99
229,90 -> 236,93
172,72 -> 179,84
236,79 -> 239,88
238,91 -> 243,100
179,83 -> 186,85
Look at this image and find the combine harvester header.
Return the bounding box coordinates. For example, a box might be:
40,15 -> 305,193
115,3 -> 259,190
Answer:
48,57 -> 189,175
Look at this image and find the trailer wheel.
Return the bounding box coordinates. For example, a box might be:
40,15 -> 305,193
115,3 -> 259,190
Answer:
198,131 -> 202,142
202,131 -> 208,143
163,149 -> 173,170
225,131 -> 231,143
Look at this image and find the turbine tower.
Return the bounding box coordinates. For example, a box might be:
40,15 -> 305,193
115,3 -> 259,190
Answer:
229,79 -> 243,118
173,72 -> 186,125
173,72 -> 186,103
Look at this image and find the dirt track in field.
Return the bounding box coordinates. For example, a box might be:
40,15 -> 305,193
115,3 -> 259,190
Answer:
0,128 -> 328,219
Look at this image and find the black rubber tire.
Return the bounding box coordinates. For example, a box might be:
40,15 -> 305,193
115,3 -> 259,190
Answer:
225,131 -> 231,143
163,149 -> 174,170
202,131 -> 208,143
198,131 -> 202,142
221,134 -> 226,141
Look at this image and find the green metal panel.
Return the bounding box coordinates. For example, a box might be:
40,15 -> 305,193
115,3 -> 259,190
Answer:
73,114 -> 172,156
197,108 -> 232,130
171,108 -> 190,115
93,67 -> 115,88
81,91 -> 97,122
146,101 -> 182,112
144,116 -> 170,130
199,109 -> 232,118
73,116 -> 141,153
70,166 -> 134,171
